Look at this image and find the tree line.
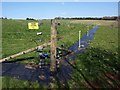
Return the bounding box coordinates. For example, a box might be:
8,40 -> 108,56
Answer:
55,16 -> 119,20
1,16 -> 119,21
0,17 -> 36,20
0,17 -> 8,19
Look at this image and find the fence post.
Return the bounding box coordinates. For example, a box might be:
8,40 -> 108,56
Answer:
50,19 -> 57,72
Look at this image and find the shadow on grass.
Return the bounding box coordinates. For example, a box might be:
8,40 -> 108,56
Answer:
1,47 -> 119,89
64,57 -> 96,89
71,47 -> 120,88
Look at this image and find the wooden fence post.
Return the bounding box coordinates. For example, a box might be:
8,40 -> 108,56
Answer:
50,19 -> 57,72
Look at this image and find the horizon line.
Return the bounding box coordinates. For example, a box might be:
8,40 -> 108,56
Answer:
1,15 -> 118,20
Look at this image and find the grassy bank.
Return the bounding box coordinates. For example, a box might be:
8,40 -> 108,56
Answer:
69,25 -> 119,88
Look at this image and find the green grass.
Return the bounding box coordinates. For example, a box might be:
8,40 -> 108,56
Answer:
57,20 -> 92,48
2,19 -> 119,89
2,19 -> 91,62
2,19 -> 51,58
89,26 -> 118,52
2,19 -> 92,89
2,76 -> 47,89
69,25 -> 119,88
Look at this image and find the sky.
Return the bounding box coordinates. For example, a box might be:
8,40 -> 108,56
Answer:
1,2 -> 118,19
1,0 -> 120,2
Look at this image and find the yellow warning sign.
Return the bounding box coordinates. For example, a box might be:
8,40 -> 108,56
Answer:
28,22 -> 39,29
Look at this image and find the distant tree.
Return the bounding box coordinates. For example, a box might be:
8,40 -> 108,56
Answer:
26,18 -> 29,20
5,17 -> 7,19
26,18 -> 35,20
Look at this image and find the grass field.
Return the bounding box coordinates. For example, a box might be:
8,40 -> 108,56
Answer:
2,19 -> 91,62
70,20 -> 118,27
1,19 -> 119,89
68,24 -> 119,88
